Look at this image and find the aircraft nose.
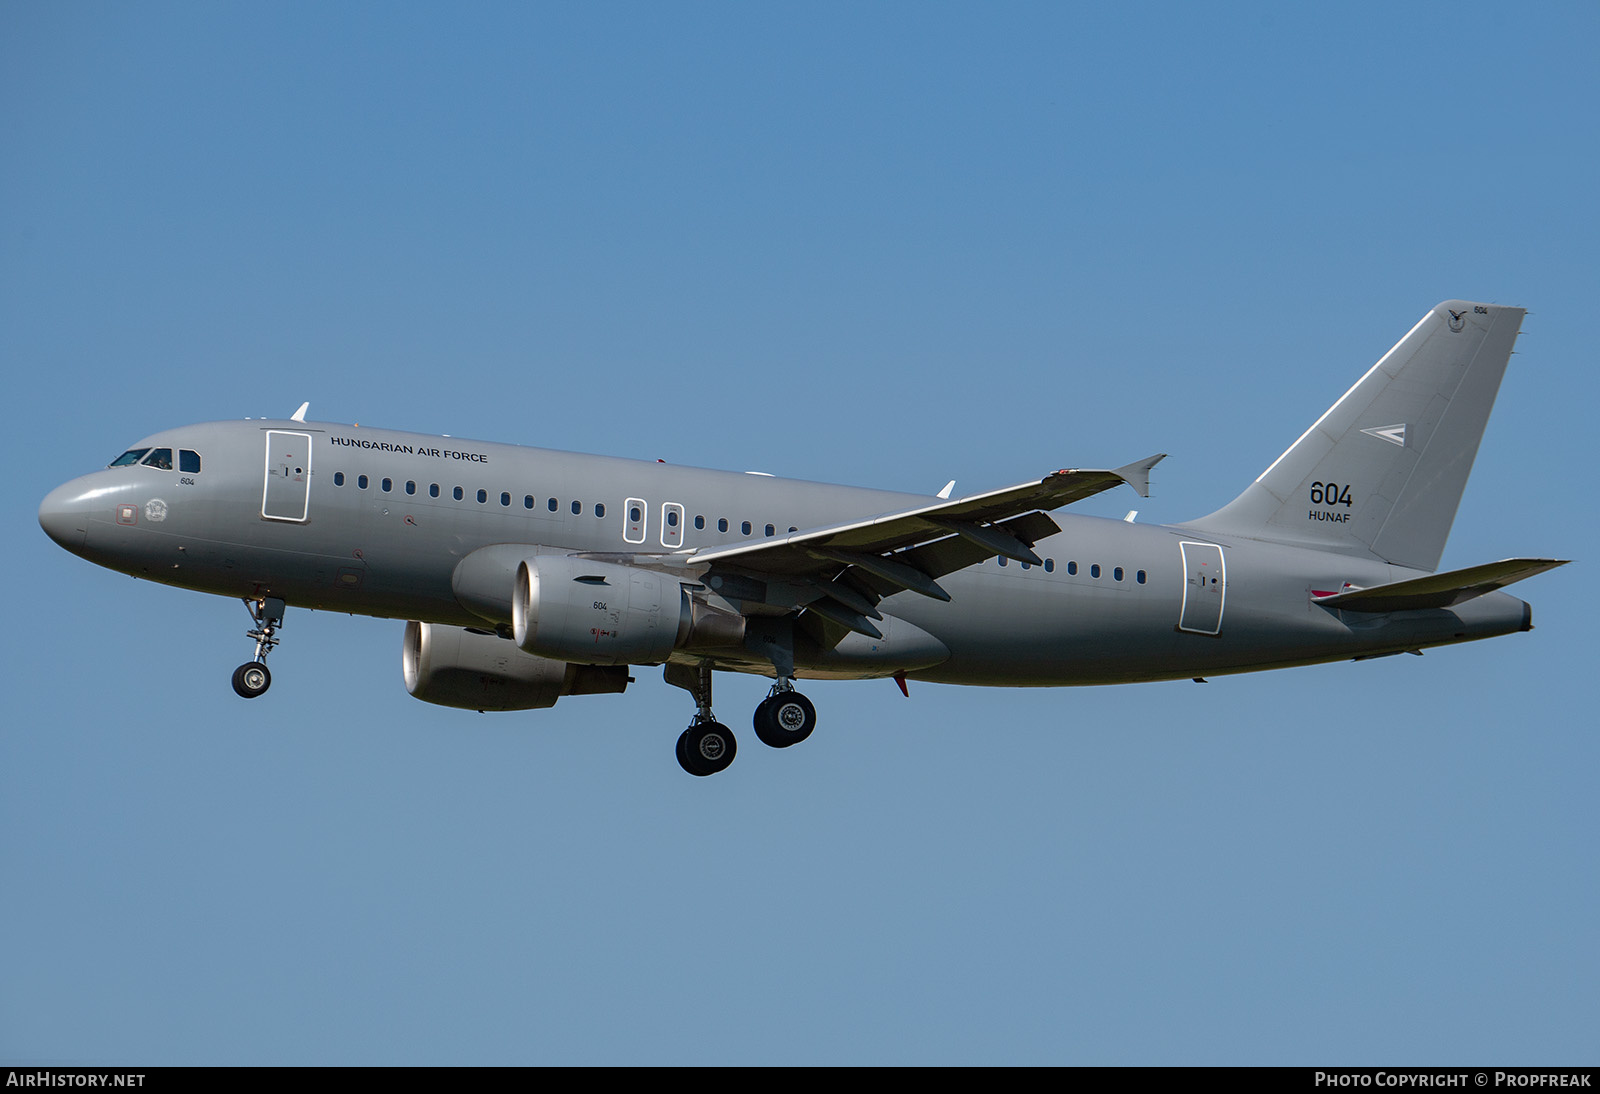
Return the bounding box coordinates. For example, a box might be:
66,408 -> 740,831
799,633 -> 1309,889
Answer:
39,481 -> 91,551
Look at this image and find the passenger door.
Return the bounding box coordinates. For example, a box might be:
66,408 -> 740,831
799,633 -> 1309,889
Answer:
1178,541 -> 1225,635
261,430 -> 313,522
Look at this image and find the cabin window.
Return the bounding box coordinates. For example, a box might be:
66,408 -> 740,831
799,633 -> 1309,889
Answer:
764,524 -> 775,537
694,515 -> 705,530
524,495 -> 534,509
1114,567 -> 1124,582
359,475 -> 369,490
595,503 -> 605,518
1136,570 -> 1146,584
382,478 -> 392,492
571,500 -> 581,515
431,484 -> 440,498
334,472 -> 345,486
501,492 -> 511,506
1067,561 -> 1077,575
630,505 -> 642,523
548,498 -> 558,512
477,489 -> 487,504
741,521 -> 752,536
1044,559 -> 1054,573
453,486 -> 463,500
667,510 -> 680,527
1091,564 -> 1101,578
718,518 -> 728,532
406,481 -> 416,495
998,557 -> 1008,567
1021,561 -> 1031,570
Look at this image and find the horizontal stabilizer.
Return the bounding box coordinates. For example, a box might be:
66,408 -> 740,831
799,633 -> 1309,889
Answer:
1312,558 -> 1567,613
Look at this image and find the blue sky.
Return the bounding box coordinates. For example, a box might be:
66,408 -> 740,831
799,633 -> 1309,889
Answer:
3,2 -> 1594,1064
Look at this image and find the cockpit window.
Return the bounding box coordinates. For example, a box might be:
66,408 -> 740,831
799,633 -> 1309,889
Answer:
109,448 -> 150,468
180,450 -> 201,473
141,448 -> 174,470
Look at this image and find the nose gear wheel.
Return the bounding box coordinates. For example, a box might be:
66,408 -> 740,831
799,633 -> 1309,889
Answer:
231,596 -> 286,699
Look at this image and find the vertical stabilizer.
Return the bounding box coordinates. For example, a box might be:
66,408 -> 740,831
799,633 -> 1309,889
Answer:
1187,301 -> 1524,572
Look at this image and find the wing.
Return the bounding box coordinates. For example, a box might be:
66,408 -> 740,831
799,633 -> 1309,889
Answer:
677,454 -> 1166,640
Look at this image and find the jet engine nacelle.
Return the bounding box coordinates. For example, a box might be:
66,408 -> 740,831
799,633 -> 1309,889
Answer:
403,621 -> 628,711
512,556 -> 744,666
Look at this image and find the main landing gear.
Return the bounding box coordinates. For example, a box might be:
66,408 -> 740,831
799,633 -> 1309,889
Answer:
665,663 -> 819,776
231,596 -> 285,699
752,681 -> 816,749
671,661 -> 737,777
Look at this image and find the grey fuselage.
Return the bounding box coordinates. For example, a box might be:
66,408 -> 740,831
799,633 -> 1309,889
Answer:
39,417 -> 1531,687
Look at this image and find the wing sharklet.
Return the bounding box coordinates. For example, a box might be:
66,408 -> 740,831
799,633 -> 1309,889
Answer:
1112,453 -> 1166,498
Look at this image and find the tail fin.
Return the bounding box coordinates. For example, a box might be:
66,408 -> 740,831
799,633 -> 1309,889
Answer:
1187,300 -> 1525,572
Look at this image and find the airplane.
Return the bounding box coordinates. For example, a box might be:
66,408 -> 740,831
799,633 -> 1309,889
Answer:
38,300 -> 1566,776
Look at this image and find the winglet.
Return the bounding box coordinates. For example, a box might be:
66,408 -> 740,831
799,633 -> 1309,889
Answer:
1113,453 -> 1166,498
937,480 -> 955,500
290,402 -> 310,423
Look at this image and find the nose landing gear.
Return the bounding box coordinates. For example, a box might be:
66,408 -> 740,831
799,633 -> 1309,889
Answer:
232,596 -> 285,699
231,660 -> 272,699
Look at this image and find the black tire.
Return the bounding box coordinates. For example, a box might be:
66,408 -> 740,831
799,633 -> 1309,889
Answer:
753,691 -> 816,748
678,720 -> 736,776
231,661 -> 271,699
